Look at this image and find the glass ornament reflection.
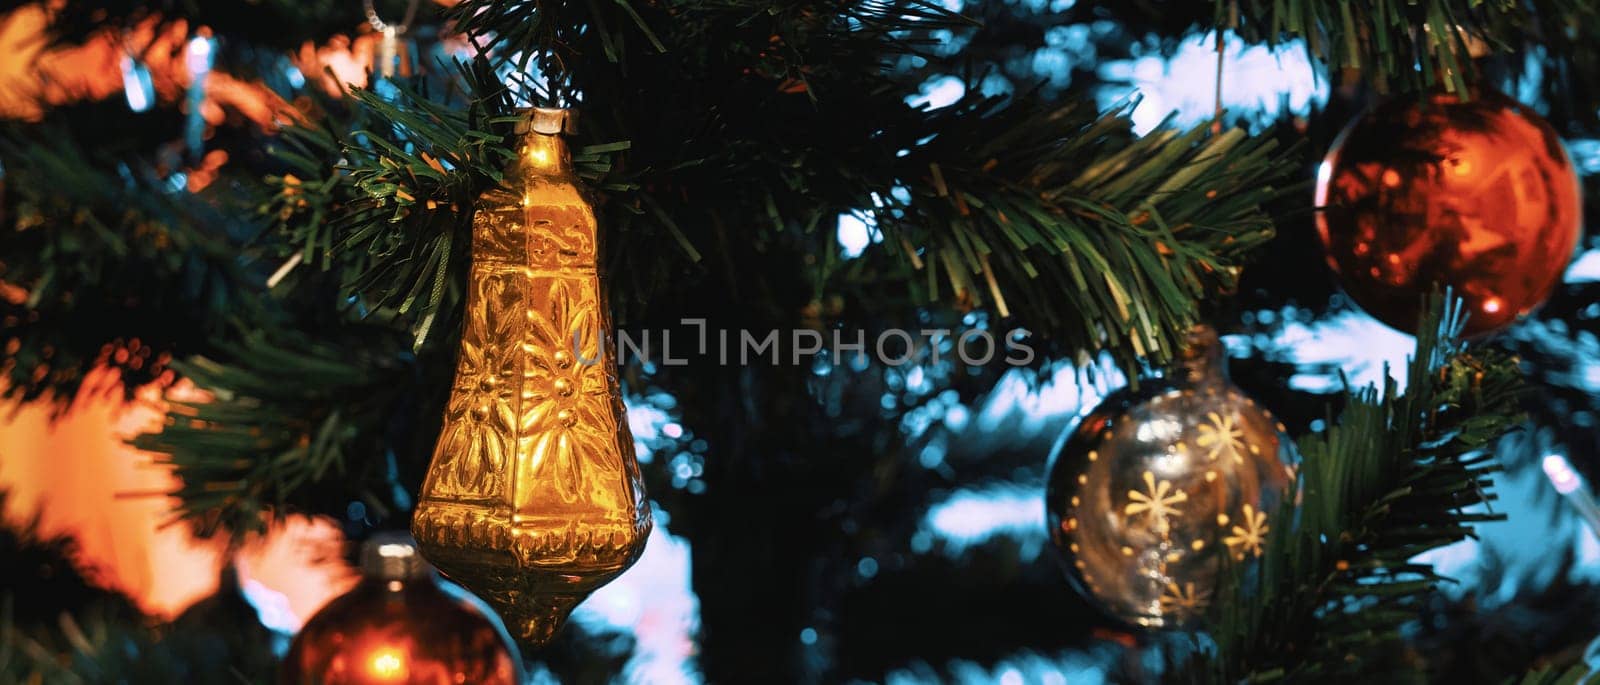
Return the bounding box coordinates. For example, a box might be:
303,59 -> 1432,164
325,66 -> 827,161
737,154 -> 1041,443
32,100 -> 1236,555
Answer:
1315,90 -> 1582,336
1045,326 -> 1296,629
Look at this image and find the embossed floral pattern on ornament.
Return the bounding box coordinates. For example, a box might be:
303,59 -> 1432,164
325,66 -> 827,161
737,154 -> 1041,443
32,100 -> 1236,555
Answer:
515,276 -> 627,514
430,273 -> 524,499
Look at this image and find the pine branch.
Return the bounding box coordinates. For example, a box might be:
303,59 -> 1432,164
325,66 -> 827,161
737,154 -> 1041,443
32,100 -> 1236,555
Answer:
1220,0 -> 1600,96
1508,664 -> 1595,685
862,93 -> 1293,371
7,0 -> 1294,543
1190,293 -> 1526,682
279,2 -> 1293,375
445,0 -> 969,87
130,329 -> 417,537
0,108 -> 434,536
0,492 -> 158,681
0,122 -> 261,405
262,61 -> 632,351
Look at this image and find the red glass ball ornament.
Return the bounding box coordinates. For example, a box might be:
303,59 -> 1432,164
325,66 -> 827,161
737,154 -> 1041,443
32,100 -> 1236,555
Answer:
1315,89 -> 1582,336
281,534 -> 521,685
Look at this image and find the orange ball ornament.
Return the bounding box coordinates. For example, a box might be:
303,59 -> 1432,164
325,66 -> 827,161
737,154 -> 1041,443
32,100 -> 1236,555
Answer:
1315,90 -> 1582,336
281,534 -> 522,685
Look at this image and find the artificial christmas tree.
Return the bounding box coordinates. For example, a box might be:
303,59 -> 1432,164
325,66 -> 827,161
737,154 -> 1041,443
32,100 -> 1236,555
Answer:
2,0 -> 1598,683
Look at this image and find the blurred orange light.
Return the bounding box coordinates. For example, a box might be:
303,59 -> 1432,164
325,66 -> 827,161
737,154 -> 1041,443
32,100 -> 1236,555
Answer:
1,372 -> 356,625
368,647 -> 408,680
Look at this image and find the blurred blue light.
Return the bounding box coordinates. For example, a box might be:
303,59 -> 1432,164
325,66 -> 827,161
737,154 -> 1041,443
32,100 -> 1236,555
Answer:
240,578 -> 298,645
571,510 -> 702,684
921,483 -> 1046,558
1097,31 -> 1326,135
837,211 -> 879,258
120,55 -> 154,112
1566,248 -> 1600,284
1257,308 -> 1414,394
857,557 -> 879,578
943,405 -> 970,431
908,75 -> 967,109
886,648 -> 1111,685
1567,139 -> 1600,176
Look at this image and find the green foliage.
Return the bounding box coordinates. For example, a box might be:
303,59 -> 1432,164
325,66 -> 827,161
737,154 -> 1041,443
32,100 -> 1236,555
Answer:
1188,294 -> 1526,682
272,1 -> 1293,375
865,96 -> 1290,371
0,122 -> 259,405
1506,664 -> 1598,685
445,0 -> 968,85
1221,0 -> 1600,97
0,102 -> 446,536
264,62 -> 624,349
131,330 -> 417,536
0,0 -> 1595,680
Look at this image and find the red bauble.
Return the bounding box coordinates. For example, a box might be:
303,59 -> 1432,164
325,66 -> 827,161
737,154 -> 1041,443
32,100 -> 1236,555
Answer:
281,535 -> 521,685
1315,89 -> 1582,336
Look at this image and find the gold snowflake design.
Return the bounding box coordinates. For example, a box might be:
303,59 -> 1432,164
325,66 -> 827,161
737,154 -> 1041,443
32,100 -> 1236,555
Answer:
1223,504 -> 1269,559
1125,471 -> 1188,535
1158,580 -> 1211,616
1195,411 -> 1246,463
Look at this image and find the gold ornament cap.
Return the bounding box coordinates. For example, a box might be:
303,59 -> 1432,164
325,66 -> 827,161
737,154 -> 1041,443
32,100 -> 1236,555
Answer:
360,532 -> 431,580
517,106 -> 579,135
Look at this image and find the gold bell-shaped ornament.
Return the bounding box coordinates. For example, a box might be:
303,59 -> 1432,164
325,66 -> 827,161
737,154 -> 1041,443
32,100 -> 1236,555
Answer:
412,107 -> 651,648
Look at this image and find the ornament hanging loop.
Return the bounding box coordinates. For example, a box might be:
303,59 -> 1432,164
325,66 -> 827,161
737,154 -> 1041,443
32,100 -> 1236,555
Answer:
363,0 -> 419,35
1211,0 -> 1237,134
364,0 -> 420,78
